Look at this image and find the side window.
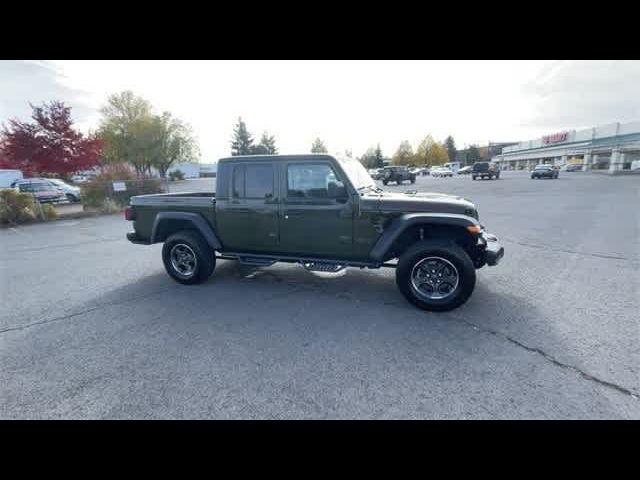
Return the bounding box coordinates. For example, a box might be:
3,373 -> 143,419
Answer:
245,164 -> 274,199
232,165 -> 244,198
287,163 -> 345,199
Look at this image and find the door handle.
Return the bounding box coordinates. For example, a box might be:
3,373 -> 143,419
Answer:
283,210 -> 304,219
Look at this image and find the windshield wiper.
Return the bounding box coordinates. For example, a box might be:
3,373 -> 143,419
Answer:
357,184 -> 382,193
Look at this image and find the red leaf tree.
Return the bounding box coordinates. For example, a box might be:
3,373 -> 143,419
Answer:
0,101 -> 103,177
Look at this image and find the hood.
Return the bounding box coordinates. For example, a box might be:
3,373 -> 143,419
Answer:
363,190 -> 477,217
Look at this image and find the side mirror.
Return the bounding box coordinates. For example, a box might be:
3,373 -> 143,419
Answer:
327,181 -> 347,200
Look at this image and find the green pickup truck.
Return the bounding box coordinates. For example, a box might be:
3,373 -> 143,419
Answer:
126,154 -> 504,311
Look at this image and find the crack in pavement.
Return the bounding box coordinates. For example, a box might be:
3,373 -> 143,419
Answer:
0,286 -> 177,335
1,237 -> 124,256
3,267 -> 637,403
500,237 -> 640,263
456,317 -> 639,400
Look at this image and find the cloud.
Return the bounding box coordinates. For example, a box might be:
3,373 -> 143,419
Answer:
0,60 -> 95,125
520,60 -> 640,130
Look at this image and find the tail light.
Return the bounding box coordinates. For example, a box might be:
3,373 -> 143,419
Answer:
124,206 -> 135,221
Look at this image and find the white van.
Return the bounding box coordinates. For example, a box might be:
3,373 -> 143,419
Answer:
0,169 -> 24,188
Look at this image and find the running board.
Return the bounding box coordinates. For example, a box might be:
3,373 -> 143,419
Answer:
237,256 -> 276,267
217,252 -> 393,269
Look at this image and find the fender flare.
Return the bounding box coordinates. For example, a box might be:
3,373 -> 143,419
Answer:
369,213 -> 479,262
151,211 -> 222,249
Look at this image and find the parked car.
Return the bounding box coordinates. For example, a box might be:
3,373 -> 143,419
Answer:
531,164 -> 559,179
457,166 -> 473,175
370,168 -> 385,180
12,179 -> 67,203
44,178 -> 82,202
125,154 -> 504,312
381,166 -> 416,185
431,167 -> 454,177
0,169 -> 24,189
564,164 -> 583,172
71,174 -> 90,184
471,162 -> 500,180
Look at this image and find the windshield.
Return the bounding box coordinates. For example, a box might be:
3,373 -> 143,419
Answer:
337,157 -> 376,190
535,166 -> 551,170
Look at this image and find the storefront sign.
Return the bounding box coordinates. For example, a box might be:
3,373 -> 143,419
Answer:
112,181 -> 127,192
542,131 -> 568,144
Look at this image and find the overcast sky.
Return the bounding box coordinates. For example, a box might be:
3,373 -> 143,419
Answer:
1,60 -> 639,162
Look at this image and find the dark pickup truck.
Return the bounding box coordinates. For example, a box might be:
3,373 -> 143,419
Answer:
126,154 -> 504,311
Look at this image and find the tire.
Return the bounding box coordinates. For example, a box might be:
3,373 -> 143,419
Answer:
472,175 -> 476,180
66,193 -> 78,203
396,240 -> 476,312
411,177 -> 416,184
162,230 -> 216,285
383,180 -> 388,185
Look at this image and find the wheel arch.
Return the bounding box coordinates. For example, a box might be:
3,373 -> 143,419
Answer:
151,212 -> 222,250
369,214 -> 479,262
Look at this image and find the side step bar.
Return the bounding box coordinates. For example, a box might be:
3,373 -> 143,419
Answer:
216,252 -> 398,270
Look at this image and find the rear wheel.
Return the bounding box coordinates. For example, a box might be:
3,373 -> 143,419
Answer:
396,240 -> 476,312
162,230 -> 216,285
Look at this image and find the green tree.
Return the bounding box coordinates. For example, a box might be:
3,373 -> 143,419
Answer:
392,140 -> 414,166
151,112 -> 199,178
467,144 -> 481,165
358,146 -> 378,169
99,91 -> 199,177
231,117 -> 254,156
445,135 -> 456,162
374,144 -> 384,168
414,135 -> 449,167
311,137 -> 328,153
99,91 -> 155,175
257,131 -> 277,154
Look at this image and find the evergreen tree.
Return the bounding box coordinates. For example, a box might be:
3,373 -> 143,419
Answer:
259,131 -> 277,154
311,137 -> 328,153
230,117 -> 253,156
374,144 -> 384,168
467,144 -> 481,165
445,135 -> 456,162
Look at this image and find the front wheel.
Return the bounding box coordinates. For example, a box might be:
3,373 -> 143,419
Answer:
162,230 -> 216,284
410,177 -> 416,184
396,240 -> 476,312
382,179 -> 388,185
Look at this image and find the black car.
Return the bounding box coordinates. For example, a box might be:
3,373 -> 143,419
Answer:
381,166 -> 416,185
471,162 -> 500,180
531,165 -> 559,179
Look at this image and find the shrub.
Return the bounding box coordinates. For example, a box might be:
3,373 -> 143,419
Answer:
80,163 -> 164,212
0,189 -> 38,225
42,203 -> 57,220
168,169 -> 185,181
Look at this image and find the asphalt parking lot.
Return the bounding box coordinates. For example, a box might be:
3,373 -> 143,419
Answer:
1,171 -> 639,419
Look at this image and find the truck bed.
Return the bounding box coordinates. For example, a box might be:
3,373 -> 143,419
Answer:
129,192 -> 216,243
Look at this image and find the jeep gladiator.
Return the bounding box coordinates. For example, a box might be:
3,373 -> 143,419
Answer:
126,154 -> 504,311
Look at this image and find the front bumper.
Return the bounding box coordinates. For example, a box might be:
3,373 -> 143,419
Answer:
476,231 -> 504,267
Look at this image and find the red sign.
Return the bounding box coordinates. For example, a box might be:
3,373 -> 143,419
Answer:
542,131 -> 568,144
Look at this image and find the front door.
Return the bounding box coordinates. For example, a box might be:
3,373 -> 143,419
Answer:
278,161 -> 353,258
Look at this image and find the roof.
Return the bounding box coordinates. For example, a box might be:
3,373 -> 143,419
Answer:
218,154 -> 335,164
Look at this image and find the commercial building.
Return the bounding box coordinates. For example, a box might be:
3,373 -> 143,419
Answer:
492,121 -> 640,174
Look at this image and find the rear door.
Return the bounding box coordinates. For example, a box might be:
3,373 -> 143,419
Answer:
216,161 -> 279,252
